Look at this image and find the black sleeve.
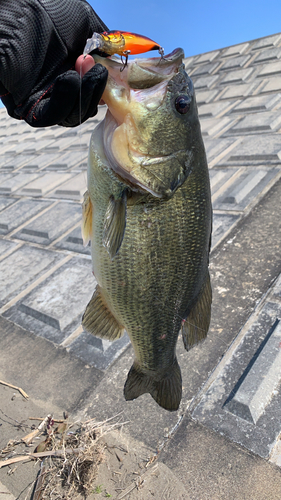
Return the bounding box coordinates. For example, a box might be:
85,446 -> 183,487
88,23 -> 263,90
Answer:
0,0 -> 108,127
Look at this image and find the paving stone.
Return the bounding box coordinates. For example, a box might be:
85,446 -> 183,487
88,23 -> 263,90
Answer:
200,116 -> 234,136
212,212 -> 240,248
222,43 -> 249,57
10,138 -> 56,154
220,68 -> 254,84
55,226 -> 91,255
229,111 -> 281,134
217,135 -> 281,165
7,257 -> 94,344
68,330 -> 130,371
254,47 -> 281,63
190,62 -> 220,76
213,167 -> 279,210
258,60 -> 281,77
198,100 -> 233,118
183,56 -> 195,68
195,89 -> 219,105
194,50 -> 220,64
0,172 -> 38,194
0,199 -> 52,235
0,196 -> 17,213
0,245 -> 62,307
193,75 -> 219,89
251,34 -> 281,51
49,172 -> 87,200
17,172 -> 73,196
231,93 -> 281,113
14,201 -> 81,245
220,55 -> 251,70
0,153 -> 36,170
192,275 -> 281,458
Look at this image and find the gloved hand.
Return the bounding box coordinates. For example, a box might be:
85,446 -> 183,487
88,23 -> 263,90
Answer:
0,0 -> 108,127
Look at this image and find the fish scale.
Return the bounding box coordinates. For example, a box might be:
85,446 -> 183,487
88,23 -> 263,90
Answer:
82,48 -> 212,411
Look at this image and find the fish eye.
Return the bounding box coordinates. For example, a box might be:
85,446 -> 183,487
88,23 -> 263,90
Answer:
175,95 -> 191,114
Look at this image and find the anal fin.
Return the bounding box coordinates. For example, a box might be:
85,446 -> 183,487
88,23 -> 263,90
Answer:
182,271 -> 212,351
82,285 -> 124,340
124,359 -> 182,412
82,190 -> 93,247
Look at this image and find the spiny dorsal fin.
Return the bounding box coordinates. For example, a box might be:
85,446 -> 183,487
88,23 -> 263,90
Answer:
82,285 -> 124,340
82,190 -> 93,247
103,191 -> 127,259
124,359 -> 182,412
182,271 -> 212,351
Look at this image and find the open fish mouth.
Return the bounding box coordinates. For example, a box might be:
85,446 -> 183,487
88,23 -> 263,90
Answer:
93,49 -> 186,196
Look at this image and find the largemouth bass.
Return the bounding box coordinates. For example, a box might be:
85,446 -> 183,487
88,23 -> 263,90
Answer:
82,48 -> 212,412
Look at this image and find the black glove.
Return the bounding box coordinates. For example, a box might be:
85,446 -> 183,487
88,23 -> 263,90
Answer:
0,0 -> 108,127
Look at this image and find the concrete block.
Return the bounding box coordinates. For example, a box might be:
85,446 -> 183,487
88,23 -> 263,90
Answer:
254,47 -> 281,63
222,43 -> 249,57
193,75 -> 219,89
204,138 -> 238,164
195,89 -> 219,105
14,201 -> 81,245
0,239 -> 18,258
192,279 -> 281,459
217,135 -> 281,165
18,257 -> 93,336
20,153 -> 61,171
0,196 -> 17,213
55,226 -> 91,255
198,100 -> 234,118
258,61 -> 281,77
50,172 -> 87,200
213,167 -> 279,210
231,93 -> 281,113
200,116 -> 233,136
225,320 -> 281,424
260,76 -> 281,93
230,111 -> 281,134
212,212 -> 240,248
209,167 -> 239,196
194,50 -> 220,64
219,82 -> 261,99
18,172 -> 73,196
0,245 -> 62,307
251,34 -> 281,51
190,62 -> 220,76
68,330 -> 130,371
10,138 -> 56,154
0,173 -> 38,194
45,150 -> 88,171
0,199 -> 52,235
220,55 -> 250,70
220,68 -> 254,84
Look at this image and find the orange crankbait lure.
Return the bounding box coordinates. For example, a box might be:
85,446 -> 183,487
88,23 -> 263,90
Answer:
83,30 -> 164,66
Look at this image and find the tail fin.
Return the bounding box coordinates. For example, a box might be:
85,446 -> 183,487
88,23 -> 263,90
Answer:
124,359 -> 182,412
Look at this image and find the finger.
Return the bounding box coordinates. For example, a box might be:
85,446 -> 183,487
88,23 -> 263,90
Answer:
75,54 -> 96,77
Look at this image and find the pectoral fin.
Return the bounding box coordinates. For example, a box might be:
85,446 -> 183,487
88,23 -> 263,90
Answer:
82,190 -> 93,246
82,285 -> 125,340
182,272 -> 212,351
103,191 -> 127,259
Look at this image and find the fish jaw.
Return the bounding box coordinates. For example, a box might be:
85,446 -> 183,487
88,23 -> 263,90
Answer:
95,49 -> 200,198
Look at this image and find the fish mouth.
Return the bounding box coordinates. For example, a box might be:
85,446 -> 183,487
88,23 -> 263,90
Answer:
94,49 -> 186,196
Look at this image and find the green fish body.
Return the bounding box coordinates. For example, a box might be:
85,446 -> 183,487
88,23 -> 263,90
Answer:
82,48 -> 212,411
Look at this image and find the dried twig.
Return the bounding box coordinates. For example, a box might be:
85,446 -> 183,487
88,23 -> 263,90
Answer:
116,464 -> 159,500
0,447 -> 85,469
22,415 -> 51,445
0,379 -> 28,399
